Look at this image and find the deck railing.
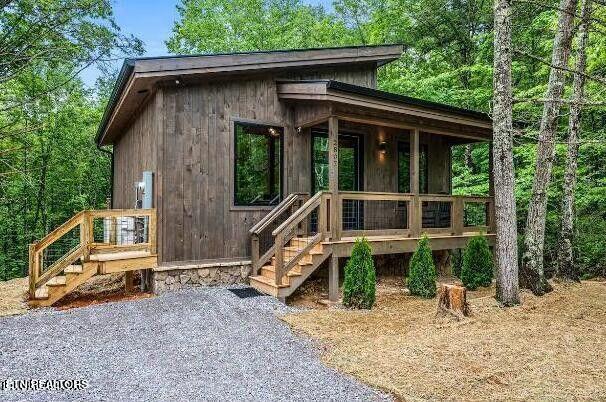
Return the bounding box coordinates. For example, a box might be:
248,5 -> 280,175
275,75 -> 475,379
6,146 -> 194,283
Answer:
337,192 -> 494,239
249,193 -> 309,274
29,209 -> 156,297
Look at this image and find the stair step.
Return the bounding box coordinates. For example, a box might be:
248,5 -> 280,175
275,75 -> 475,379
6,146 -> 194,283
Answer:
47,276 -> 66,287
249,275 -> 289,288
34,287 -> 49,300
64,264 -> 82,274
261,265 -> 301,279
271,253 -> 313,266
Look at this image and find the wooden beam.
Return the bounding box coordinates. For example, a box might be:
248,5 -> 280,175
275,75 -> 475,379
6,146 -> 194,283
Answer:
328,116 -> 340,240
329,254 -> 339,302
410,129 -> 421,237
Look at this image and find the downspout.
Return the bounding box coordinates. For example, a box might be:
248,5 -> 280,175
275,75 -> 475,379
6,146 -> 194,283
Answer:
97,145 -> 114,209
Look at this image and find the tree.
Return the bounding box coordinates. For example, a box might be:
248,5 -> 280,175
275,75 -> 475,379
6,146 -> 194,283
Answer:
461,234 -> 494,290
342,237 -> 376,309
166,0 -> 355,54
0,0 -> 142,281
492,0 -> 520,306
521,0 -> 579,295
407,235 -> 437,298
557,0 -> 592,282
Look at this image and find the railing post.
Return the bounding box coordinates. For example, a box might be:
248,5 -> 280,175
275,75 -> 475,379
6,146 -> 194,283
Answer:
333,193 -> 342,241
251,234 -> 260,274
410,196 -> 421,237
453,197 -> 464,235
487,199 -> 496,233
28,243 -> 37,297
274,233 -> 284,286
80,212 -> 92,261
149,209 -> 157,254
318,194 -> 327,239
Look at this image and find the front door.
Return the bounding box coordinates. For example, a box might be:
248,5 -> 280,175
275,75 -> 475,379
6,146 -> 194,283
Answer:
311,131 -> 363,230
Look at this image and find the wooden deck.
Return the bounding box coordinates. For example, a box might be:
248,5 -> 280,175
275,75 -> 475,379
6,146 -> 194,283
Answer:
28,209 -> 158,307
249,191 -> 494,300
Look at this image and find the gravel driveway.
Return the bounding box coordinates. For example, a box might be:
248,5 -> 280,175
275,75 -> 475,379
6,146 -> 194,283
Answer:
0,287 -> 390,401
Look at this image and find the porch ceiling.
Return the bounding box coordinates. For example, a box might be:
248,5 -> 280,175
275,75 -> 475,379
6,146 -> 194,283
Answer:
277,80 -> 493,141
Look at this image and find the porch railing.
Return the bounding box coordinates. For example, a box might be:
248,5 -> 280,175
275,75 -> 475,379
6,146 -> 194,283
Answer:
249,193 -> 309,274
337,192 -> 494,239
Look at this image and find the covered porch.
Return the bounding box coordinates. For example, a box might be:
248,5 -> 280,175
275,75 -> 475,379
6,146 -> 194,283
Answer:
249,79 -> 495,300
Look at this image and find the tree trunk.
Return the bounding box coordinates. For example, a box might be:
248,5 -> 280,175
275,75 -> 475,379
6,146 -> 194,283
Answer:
521,0 -> 578,295
437,284 -> 470,318
492,0 -> 520,306
557,0 -> 592,282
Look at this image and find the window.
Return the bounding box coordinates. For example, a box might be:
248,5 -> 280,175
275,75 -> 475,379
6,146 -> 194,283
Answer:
234,122 -> 283,206
397,142 -> 428,193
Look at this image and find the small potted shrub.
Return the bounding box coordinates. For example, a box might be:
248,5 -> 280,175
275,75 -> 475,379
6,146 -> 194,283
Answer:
461,233 -> 494,290
343,237 -> 376,309
408,235 -> 437,298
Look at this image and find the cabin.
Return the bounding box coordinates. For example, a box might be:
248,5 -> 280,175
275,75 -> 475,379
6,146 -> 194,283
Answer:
28,45 -> 495,305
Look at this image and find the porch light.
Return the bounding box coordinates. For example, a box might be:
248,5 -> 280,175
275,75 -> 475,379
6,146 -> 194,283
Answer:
378,141 -> 388,155
268,127 -> 280,137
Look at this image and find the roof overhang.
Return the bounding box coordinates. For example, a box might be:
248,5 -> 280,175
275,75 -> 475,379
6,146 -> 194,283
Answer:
96,45 -> 404,145
277,80 -> 493,137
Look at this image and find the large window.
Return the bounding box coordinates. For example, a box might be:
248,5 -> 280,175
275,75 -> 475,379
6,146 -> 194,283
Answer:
398,142 -> 428,193
234,122 -> 283,206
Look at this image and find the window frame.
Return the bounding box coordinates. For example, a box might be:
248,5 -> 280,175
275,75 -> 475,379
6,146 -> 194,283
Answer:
231,118 -> 284,210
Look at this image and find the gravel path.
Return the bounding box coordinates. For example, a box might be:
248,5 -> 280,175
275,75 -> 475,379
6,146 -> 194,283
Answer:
0,287 -> 390,401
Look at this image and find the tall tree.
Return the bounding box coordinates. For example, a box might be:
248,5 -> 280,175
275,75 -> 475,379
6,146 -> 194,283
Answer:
166,0 -> 354,54
492,0 -> 520,306
557,0 -> 592,282
521,0 -> 578,295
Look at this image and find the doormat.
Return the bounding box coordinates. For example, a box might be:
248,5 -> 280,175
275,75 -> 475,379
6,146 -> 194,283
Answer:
228,287 -> 267,299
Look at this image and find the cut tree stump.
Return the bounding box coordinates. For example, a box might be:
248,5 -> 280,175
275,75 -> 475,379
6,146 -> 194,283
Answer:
437,283 -> 470,319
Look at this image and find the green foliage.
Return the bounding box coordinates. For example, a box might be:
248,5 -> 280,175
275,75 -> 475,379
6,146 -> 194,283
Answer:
167,0 -> 356,54
461,234 -> 494,290
451,249 -> 463,278
0,0 -> 141,281
343,238 -> 376,309
407,235 -> 437,298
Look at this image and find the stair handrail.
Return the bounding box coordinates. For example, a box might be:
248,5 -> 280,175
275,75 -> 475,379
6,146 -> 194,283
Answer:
272,191 -> 326,285
29,208 -> 157,298
249,193 -> 309,273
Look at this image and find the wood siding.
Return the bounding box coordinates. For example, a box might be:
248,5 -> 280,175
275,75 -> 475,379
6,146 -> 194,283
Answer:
112,65 -> 458,264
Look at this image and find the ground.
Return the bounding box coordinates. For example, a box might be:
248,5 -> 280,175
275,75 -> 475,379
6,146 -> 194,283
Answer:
283,278 -> 606,401
0,277 -> 28,316
0,273 -> 151,317
0,286 -> 388,401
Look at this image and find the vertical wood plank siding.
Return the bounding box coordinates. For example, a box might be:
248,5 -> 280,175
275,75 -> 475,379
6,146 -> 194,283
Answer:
113,65 -> 453,263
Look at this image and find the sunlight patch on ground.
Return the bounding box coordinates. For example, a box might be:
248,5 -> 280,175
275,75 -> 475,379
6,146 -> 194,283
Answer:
0,277 -> 28,317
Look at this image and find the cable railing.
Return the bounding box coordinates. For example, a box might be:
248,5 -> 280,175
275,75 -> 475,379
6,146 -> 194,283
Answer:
335,192 -> 494,238
29,209 -> 156,297
249,193 -> 309,274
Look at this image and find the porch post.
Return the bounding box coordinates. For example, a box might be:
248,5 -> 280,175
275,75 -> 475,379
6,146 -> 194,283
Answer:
410,128 -> 421,237
329,254 -> 339,303
328,116 -> 340,240
488,141 -> 496,233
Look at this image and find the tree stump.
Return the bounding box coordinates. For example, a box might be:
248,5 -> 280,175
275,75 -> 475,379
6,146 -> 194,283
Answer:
436,283 -> 470,319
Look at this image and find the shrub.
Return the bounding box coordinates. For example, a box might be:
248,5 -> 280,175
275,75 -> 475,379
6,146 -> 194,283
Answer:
343,237 -> 376,309
407,235 -> 437,298
461,234 -> 494,290
451,248 -> 463,278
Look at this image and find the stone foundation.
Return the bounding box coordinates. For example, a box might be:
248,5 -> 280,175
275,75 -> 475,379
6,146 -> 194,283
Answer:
152,260 -> 252,294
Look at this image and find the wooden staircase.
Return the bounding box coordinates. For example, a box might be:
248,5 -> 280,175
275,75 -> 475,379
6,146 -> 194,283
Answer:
249,236 -> 331,299
29,209 -> 157,308
249,192 -> 331,300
